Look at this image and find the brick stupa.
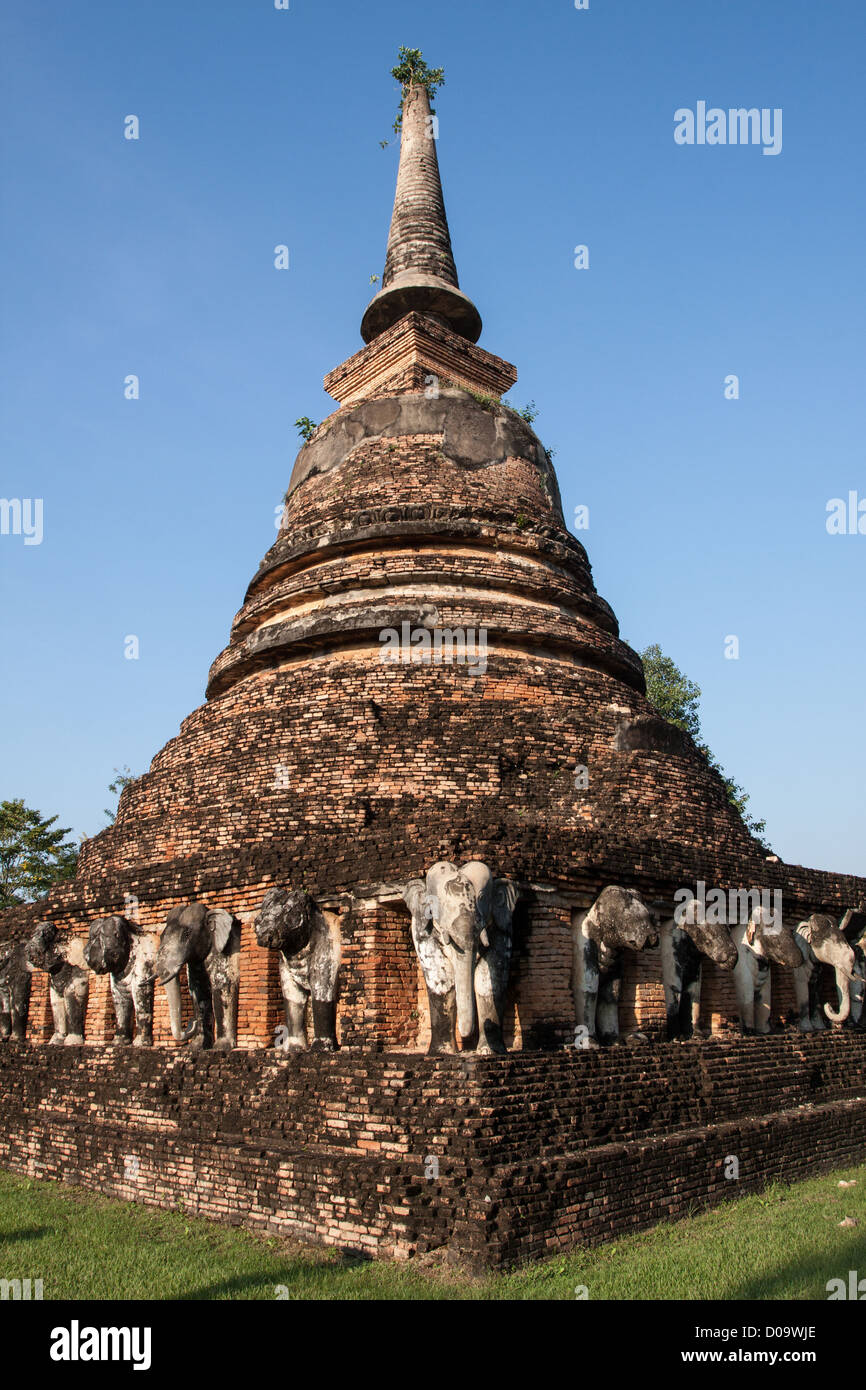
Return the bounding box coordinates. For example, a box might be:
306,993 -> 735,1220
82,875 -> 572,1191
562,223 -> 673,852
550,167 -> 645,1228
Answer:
2,70 -> 866,1268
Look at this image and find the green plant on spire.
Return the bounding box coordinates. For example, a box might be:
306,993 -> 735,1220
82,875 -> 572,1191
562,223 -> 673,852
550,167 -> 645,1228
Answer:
295,417 -> 318,442
391,47 -> 445,134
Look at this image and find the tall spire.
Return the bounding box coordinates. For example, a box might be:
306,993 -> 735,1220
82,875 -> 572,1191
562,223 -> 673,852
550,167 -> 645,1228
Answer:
361,81 -> 482,345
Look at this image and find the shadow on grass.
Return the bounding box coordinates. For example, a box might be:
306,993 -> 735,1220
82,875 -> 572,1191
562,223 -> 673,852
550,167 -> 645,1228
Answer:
0,1227 -> 52,1244
179,1249 -> 374,1301
728,1233 -> 866,1301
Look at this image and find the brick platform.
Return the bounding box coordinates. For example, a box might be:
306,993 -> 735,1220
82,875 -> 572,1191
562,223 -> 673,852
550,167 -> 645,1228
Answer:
2,1034 -> 864,1269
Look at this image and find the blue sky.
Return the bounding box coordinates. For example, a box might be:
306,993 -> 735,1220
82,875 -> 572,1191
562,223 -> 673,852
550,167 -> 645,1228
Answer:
1,0 -> 863,875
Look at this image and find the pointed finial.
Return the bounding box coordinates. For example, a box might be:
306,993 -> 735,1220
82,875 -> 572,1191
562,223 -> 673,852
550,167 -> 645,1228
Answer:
361,56 -> 482,345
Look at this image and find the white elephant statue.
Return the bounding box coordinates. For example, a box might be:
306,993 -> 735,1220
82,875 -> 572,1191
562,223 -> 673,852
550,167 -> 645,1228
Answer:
791,911 -> 863,1032
657,898 -> 738,1040
572,886 -> 658,1048
401,860 -> 518,1055
731,905 -> 803,1035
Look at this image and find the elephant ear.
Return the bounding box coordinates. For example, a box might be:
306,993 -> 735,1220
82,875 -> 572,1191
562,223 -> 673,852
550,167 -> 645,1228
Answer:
840,908 -> 866,946
401,880 -> 433,930
492,879 -> 518,930
207,909 -> 235,954
162,905 -> 186,934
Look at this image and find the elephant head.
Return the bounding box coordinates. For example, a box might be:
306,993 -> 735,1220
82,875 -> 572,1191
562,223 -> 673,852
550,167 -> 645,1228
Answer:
254,888 -> 314,955
675,899 -> 738,969
25,921 -> 66,976
84,915 -> 136,977
745,905 -> 803,970
156,903 -> 234,1043
798,913 -> 862,1024
583,886 -> 659,956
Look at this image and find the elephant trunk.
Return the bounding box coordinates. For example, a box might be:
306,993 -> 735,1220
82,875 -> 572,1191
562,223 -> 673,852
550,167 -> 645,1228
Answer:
825,970 -> 852,1024
451,922 -> 477,1042
163,972 -> 198,1041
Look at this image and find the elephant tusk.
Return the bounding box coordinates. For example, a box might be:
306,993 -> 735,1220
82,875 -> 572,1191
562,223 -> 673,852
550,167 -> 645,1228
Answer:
181,1015 -> 199,1041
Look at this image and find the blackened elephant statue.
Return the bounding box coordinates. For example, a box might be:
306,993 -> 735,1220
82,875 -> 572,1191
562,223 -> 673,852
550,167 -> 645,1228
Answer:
254,887 -> 342,1051
792,912 -> 862,1031
571,886 -> 658,1047
658,898 -> 738,1040
841,908 -> 866,1028
84,914 -> 156,1045
25,921 -> 90,1045
155,903 -> 240,1050
730,906 -> 803,1035
0,942 -> 31,1041
401,860 -> 518,1055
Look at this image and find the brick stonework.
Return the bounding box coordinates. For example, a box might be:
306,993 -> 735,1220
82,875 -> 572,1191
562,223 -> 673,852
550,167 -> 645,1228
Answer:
1,1035 -> 865,1268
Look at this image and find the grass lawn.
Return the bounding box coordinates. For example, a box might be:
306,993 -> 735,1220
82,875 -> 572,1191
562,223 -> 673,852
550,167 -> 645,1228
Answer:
1,1164 -> 864,1300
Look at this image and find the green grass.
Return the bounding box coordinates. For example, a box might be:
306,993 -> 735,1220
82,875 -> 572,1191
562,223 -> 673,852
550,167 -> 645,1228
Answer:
1,1165 -> 864,1300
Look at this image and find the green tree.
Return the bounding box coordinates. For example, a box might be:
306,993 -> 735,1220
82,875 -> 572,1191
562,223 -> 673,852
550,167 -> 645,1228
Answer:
0,800 -> 79,908
391,47 -> 445,133
104,766 -> 136,824
640,644 -> 771,850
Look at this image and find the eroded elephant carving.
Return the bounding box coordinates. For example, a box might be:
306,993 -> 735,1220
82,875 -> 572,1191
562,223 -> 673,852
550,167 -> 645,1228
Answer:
155,903 -> 240,1051
658,899 -> 738,1040
84,915 -> 156,1046
401,860 -> 518,1055
0,942 -> 31,1041
572,886 -> 658,1047
254,888 -> 341,1051
25,921 -> 89,1045
730,906 -> 803,1035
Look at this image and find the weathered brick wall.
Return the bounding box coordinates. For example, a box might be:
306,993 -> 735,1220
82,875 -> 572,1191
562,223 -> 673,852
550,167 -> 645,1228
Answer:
2,1035 -> 864,1267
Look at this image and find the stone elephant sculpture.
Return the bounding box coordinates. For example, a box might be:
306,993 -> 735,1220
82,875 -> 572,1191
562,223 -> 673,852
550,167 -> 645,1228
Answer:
791,912 -> 863,1032
84,914 -> 156,1046
841,908 -> 866,1029
571,886 -> 658,1048
658,898 -> 738,1040
25,921 -> 90,1045
730,906 -> 803,1035
155,903 -> 240,1050
0,942 -> 31,1041
401,860 -> 518,1055
254,887 -> 342,1051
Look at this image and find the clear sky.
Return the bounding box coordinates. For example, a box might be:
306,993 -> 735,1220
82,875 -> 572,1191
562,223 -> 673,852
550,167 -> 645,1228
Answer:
1,0 -> 863,875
